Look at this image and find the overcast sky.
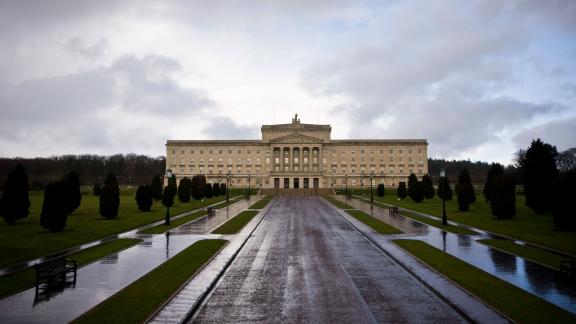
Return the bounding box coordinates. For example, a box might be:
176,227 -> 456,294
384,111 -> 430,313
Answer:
0,0 -> 574,164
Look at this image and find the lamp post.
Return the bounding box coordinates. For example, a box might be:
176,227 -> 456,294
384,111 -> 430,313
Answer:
247,173 -> 251,201
440,169 -> 447,225
164,170 -> 173,226
226,172 -> 230,204
345,173 -> 348,207
370,171 -> 374,204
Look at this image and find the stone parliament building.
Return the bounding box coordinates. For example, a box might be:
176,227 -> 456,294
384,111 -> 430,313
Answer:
166,114 -> 428,190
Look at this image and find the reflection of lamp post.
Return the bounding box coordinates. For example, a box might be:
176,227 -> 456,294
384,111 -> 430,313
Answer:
370,171 -> 374,204
440,169 -> 447,225
164,170 -> 173,226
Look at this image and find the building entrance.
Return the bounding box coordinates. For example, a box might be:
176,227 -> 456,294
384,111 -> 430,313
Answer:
284,178 -> 289,189
313,178 -> 319,188
274,178 -> 279,189
303,178 -> 309,188
294,178 -> 299,189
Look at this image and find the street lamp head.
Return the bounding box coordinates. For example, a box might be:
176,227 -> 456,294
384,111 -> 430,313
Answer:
440,169 -> 446,178
166,170 -> 173,178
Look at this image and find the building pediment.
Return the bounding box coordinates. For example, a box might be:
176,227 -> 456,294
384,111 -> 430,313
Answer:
270,132 -> 323,144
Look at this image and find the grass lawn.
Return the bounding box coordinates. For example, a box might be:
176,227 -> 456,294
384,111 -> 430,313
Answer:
478,239 -> 569,270
248,196 -> 273,210
72,239 -> 227,324
354,190 -> 576,255
345,210 -> 403,234
394,239 -> 576,324
0,238 -> 141,299
323,196 -> 352,209
212,211 -> 259,234
138,210 -> 207,235
0,189 -> 235,268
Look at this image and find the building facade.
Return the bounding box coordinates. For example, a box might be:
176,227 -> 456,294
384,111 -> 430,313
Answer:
166,114 -> 428,189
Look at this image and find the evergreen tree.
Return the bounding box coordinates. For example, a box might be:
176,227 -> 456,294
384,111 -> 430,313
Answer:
219,183 -> 227,196
212,183 -> 220,197
483,163 -> 505,202
518,139 -> 559,214
456,168 -> 475,211
437,177 -> 453,200
377,183 -> 385,197
99,173 -> 120,219
407,173 -> 418,200
64,171 -> 82,214
421,174 -> 435,199
162,185 -> 175,209
150,174 -> 163,200
0,164 -> 30,224
93,183 -> 102,196
135,185 -> 153,212
40,181 -> 69,231
397,182 -> 407,199
191,175 -> 206,201
204,183 -> 214,199
490,174 -> 516,219
177,177 -> 192,203
168,174 -> 177,197
552,170 -> 576,230
410,181 -> 425,203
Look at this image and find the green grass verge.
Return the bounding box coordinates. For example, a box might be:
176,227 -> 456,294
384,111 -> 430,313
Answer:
365,190 -> 576,255
138,211 -> 206,235
212,211 -> 259,234
72,239 -> 227,324
248,196 -> 273,209
345,210 -> 403,234
394,239 -> 576,324
478,239 -> 570,271
0,238 -> 141,299
0,189 -> 237,268
324,196 -> 353,209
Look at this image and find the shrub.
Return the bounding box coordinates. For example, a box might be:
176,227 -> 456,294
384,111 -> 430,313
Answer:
204,183 -> 214,199
219,183 -> 227,196
490,174 -> 516,219
64,171 -> 82,214
0,164 -> 30,224
552,170 -> 576,230
410,181 -> 425,203
99,173 -> 120,219
212,183 -> 220,197
422,174 -> 435,199
407,173 -> 418,200
93,183 -> 102,196
150,174 -> 163,200
135,185 -> 153,212
437,177 -> 453,201
177,177 -> 192,203
191,175 -> 206,201
397,182 -> 407,199
456,168 -> 476,211
168,174 -> 177,198
483,163 -> 505,202
162,186 -> 175,209
40,181 -> 69,231
518,139 -> 559,214
377,183 -> 385,197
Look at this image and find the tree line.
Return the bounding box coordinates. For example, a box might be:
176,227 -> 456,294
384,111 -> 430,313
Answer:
0,154 -> 165,191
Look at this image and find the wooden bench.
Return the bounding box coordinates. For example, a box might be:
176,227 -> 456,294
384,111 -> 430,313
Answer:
560,257 -> 575,277
35,256 -> 77,294
207,207 -> 215,216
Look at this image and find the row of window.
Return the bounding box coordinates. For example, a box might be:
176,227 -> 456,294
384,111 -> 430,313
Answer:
170,147 -> 424,156
172,165 -> 423,176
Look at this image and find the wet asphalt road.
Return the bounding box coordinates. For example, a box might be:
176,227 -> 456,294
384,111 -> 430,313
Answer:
191,197 -> 467,323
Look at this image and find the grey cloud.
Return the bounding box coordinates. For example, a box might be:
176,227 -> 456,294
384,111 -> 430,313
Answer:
201,117 -> 259,139
513,117 -> 576,151
63,37 -> 108,59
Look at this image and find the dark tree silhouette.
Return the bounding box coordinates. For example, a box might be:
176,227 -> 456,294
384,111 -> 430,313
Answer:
219,183 -> 227,196
437,177 -> 453,200
377,183 -> 385,197
93,183 -> 102,196
135,185 -> 153,212
168,174 -> 177,198
411,181 -> 425,203
456,168 -> 476,211
162,185 -> 174,209
407,173 -> 418,200
517,139 -> 559,214
191,175 -> 206,201
99,173 -> 120,219
397,182 -> 407,199
151,174 -> 163,200
212,183 -> 220,197
421,174 -> 435,199
204,183 -> 214,199
552,170 -> 576,230
64,171 -> 82,214
0,164 -> 30,224
177,177 -> 192,203
40,181 -> 69,231
483,163 -> 505,202
490,174 -> 516,219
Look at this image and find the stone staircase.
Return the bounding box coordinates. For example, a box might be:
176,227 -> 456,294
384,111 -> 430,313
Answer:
259,188 -> 334,196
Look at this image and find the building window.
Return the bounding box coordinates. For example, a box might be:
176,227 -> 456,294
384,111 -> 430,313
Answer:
219,150 -> 222,154
209,150 -> 213,154
238,149 -> 241,154
190,150 -> 194,154
171,150 -> 175,154
247,149 -> 251,154
229,150 -> 232,154
200,150 -> 203,154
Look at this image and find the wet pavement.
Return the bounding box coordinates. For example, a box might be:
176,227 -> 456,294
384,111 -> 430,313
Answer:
339,196 -> 576,315
0,197 -> 253,324
191,197 -> 468,323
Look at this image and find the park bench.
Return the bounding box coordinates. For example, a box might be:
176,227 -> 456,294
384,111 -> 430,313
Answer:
389,206 -> 399,216
207,207 -> 215,216
35,256 -> 77,294
560,257 -> 575,277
